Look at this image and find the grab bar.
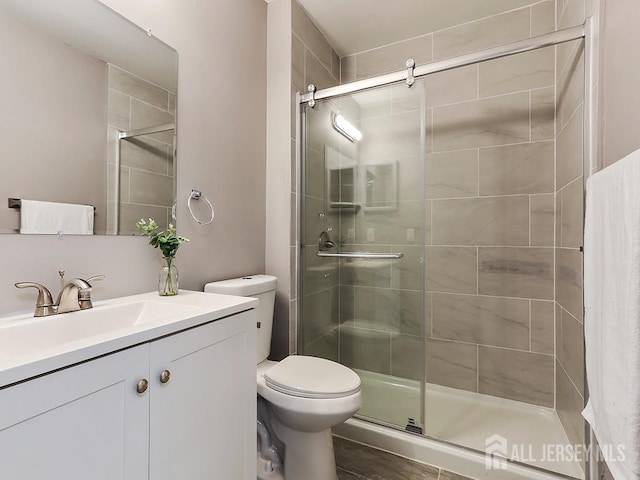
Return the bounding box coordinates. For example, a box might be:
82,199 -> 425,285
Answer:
316,251 -> 404,259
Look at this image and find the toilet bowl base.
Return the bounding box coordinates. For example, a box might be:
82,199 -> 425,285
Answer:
271,417 -> 337,480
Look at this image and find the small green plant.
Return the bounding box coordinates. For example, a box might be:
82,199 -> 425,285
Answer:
136,218 -> 189,260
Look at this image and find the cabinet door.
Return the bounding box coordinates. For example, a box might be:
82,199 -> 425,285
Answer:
149,310 -> 257,480
0,345 -> 150,480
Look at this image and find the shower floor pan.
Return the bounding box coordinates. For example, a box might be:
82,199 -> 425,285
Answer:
337,369 -> 584,479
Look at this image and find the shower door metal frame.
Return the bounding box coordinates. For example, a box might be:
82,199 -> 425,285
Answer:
299,24 -> 585,106
296,16 -> 596,480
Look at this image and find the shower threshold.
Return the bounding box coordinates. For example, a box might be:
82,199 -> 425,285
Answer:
342,369 -> 584,480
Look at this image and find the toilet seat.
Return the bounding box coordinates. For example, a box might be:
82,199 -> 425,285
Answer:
264,356 -> 361,399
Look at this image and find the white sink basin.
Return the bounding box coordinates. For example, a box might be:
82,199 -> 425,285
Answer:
0,300 -> 197,355
0,290 -> 259,387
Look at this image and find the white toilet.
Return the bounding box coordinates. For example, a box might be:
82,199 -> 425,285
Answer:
205,275 -> 362,480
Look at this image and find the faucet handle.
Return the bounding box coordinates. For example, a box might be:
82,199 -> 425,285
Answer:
15,282 -> 55,317
86,274 -> 105,284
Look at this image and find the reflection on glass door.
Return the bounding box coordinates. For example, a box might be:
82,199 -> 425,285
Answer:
299,79 -> 426,431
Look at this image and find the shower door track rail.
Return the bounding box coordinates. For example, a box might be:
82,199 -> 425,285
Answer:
298,24 -> 585,105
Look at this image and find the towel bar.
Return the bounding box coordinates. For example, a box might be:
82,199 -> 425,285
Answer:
8,198 -> 96,212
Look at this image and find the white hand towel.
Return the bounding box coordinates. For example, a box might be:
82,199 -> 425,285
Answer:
19,199 -> 94,235
583,149 -> 640,479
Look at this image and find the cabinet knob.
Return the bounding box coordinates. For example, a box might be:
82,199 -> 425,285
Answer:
160,370 -> 171,384
136,379 -> 149,394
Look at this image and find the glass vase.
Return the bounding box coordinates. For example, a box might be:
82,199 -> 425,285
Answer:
159,257 -> 178,296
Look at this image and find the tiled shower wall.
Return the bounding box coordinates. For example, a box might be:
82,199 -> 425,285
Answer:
106,65 -> 176,235
290,0 -> 341,354
338,1 -> 561,408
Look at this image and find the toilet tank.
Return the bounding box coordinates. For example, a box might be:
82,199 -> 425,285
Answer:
204,275 -> 277,364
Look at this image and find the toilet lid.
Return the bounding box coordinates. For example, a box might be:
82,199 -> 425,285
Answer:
264,356 -> 361,399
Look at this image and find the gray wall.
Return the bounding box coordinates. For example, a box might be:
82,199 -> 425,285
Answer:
2,0 -> 267,315
599,0 -> 640,167
0,10 -> 107,234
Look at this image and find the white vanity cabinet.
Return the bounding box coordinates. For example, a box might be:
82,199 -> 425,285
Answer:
0,309 -> 256,480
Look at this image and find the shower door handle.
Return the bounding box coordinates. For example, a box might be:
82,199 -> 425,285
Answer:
316,251 -> 404,259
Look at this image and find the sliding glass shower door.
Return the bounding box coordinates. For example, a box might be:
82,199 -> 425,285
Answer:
299,79 -> 427,432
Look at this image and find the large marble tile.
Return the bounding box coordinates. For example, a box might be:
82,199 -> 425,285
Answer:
558,0 -> 586,30
432,293 -> 529,350
355,87 -> 392,118
530,194 -> 555,247
424,65 -> 478,108
390,82 -> 424,114
306,47 -> 338,90
560,177 -> 584,249
391,334 -> 423,381
130,98 -> 174,132
121,137 -> 170,175
118,203 -> 169,235
356,34 -> 433,80
391,245 -> 423,291
333,437 -> 440,480
302,288 -> 337,345
425,246 -> 477,294
478,347 -> 554,407
559,306 -> 585,396
426,149 -> 478,199
431,196 -> 529,246
339,286 -> 355,323
339,325 -> 391,375
291,0 -> 333,71
292,34 -> 305,92
304,328 -> 339,362
557,43 -> 585,130
340,55 -> 356,84
531,1 -> 557,36
531,87 -> 555,141
479,47 -> 554,97
397,155 -> 424,202
433,8 -> 530,60
107,88 -> 130,130
109,64 -> 169,110
556,104 -> 584,189
302,195 -> 328,246
302,246 -> 338,295
129,169 -> 173,207
531,300 -> 555,355
556,248 -> 583,320
426,338 -> 477,393
341,246 -> 391,288
360,110 -> 422,161
479,141 -> 554,196
433,92 -> 530,152
355,201 -> 423,245
478,247 -> 554,300
556,361 -> 586,449
353,287 -> 398,332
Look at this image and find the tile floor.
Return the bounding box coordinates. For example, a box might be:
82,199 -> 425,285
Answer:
334,436 -> 474,480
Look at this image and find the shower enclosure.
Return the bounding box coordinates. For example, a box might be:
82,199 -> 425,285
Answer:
298,23 -> 591,480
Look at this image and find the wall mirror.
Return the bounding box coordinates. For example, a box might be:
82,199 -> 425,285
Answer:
0,0 -> 178,236
361,162 -> 398,211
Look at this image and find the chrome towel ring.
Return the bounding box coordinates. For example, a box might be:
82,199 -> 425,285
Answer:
187,189 -> 214,225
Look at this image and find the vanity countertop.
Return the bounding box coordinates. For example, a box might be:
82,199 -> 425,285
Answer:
0,290 -> 257,388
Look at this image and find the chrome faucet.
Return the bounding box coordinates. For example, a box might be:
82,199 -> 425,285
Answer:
15,273 -> 105,317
